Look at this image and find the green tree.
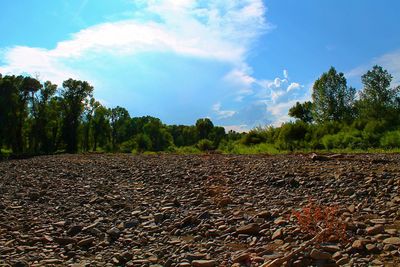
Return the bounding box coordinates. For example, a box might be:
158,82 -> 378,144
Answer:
359,65 -> 400,121
312,67 -> 356,123
35,81 -> 58,153
92,105 -> 110,151
109,106 -> 131,151
195,118 -> 214,140
289,101 -> 313,123
60,79 -> 94,153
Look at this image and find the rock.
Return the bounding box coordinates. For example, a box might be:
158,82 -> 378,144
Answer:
347,204 -> 355,213
310,248 -> 332,260
336,256 -> 349,265
186,253 -> 207,261
365,244 -> 379,253
366,225 -> 384,235
107,227 -> 121,240
13,261 -> 29,267
236,223 -> 260,235
68,225 -> 83,236
191,260 -> 216,267
54,236 -> 76,245
383,237 -> 400,245
77,237 -> 95,247
232,253 -> 251,263
256,211 -> 271,219
272,228 -> 283,240
310,153 -> 329,161
351,240 -> 365,251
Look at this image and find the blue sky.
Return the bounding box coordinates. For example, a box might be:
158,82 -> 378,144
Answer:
1,0 -> 400,131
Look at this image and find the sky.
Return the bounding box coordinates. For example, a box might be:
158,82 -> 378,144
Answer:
1,0 -> 400,131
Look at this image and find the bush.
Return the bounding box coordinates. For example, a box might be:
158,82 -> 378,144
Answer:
196,139 -> 215,151
119,139 -> 136,153
380,130 -> 400,148
134,134 -> 152,152
241,130 -> 266,145
276,121 -> 308,150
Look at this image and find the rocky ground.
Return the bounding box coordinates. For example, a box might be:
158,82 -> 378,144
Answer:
0,153 -> 399,267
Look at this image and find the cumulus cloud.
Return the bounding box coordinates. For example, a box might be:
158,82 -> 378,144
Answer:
216,69 -> 310,128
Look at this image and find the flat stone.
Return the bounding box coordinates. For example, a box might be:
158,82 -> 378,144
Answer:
236,223 -> 260,235
191,260 -> 216,267
366,225 -> 384,235
77,237 -> 95,247
310,248 -> 332,260
383,237 -> 400,245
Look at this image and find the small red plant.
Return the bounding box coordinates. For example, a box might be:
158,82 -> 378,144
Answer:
292,199 -> 347,243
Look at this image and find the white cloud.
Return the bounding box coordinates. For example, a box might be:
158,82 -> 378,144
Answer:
283,69 -> 288,79
212,102 -> 237,119
287,82 -> 301,92
0,0 -> 267,83
347,49 -> 400,86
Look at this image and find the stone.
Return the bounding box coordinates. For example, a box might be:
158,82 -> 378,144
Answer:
107,227 -> 121,240
272,228 -> 283,240
54,236 -> 76,245
232,253 -> 251,263
383,237 -> 400,245
77,237 -> 95,247
310,248 -> 332,260
351,240 -> 364,250
366,225 -> 384,235
191,260 -> 216,267
236,223 -> 260,235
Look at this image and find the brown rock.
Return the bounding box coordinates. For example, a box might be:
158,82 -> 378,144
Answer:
366,224 -> 384,235
310,248 -> 332,260
383,237 -> 400,245
236,224 -> 260,235
191,260 -> 216,267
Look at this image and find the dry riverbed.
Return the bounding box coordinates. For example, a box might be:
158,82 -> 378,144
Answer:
0,153 -> 399,266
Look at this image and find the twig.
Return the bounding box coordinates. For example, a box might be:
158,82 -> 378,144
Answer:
260,228 -> 327,267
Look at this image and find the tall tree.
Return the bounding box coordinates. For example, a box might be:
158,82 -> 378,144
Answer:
359,65 -> 400,121
109,106 -> 131,151
92,105 -> 110,151
60,79 -> 93,153
312,67 -> 356,123
35,81 -> 57,153
195,118 -> 214,140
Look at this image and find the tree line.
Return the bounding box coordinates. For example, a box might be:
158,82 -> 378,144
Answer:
0,74 -> 239,156
1,64 -> 399,156
238,65 -> 400,151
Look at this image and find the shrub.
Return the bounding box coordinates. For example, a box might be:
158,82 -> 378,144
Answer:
380,130 -> 400,148
292,200 -> 347,243
134,134 -> 152,152
196,139 -> 215,151
241,130 -> 266,145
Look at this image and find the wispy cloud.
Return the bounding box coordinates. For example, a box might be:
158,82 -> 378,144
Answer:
212,102 -> 236,119
347,49 -> 400,86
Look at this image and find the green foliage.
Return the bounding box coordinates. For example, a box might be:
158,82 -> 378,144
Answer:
2,64 -> 400,156
312,67 -> 356,123
380,131 -> 400,148
241,130 -> 266,145
276,121 -> 308,150
288,101 -> 313,123
196,139 -> 215,151
359,65 -> 400,120
134,134 -> 153,152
